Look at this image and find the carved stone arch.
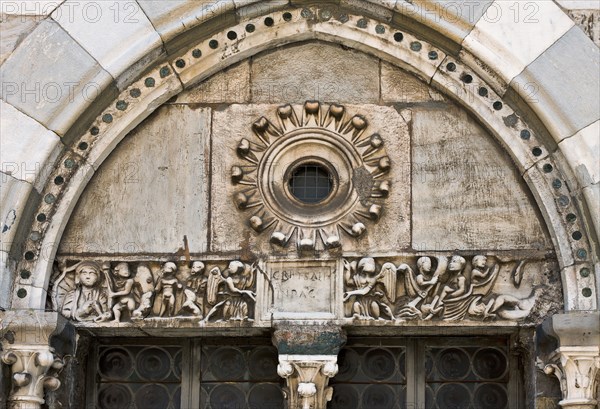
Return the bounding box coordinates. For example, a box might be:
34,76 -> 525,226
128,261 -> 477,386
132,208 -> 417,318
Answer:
2,2 -> 599,409
7,3 -> 596,315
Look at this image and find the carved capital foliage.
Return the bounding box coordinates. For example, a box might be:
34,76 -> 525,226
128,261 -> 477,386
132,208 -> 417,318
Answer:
0,311 -> 69,409
277,355 -> 339,409
543,347 -> 600,409
1,347 -> 64,408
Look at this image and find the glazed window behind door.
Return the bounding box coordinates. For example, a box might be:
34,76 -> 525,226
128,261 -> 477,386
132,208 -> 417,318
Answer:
94,343 -> 183,409
199,344 -> 284,409
92,337 -> 520,409
329,337 -> 521,409
91,340 -> 285,409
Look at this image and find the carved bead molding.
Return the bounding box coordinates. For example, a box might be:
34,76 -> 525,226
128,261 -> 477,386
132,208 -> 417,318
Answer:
232,102 -> 391,251
543,347 -> 600,409
277,355 -> 339,409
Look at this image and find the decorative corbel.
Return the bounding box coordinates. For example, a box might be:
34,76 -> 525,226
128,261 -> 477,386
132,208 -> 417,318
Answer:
543,347 -> 600,409
277,355 -> 339,409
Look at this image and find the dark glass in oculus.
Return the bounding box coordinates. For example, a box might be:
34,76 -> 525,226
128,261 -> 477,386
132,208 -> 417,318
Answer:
289,164 -> 333,204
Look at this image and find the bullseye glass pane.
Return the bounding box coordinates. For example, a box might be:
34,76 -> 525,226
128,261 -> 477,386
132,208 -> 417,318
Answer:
201,344 -> 284,409
134,384 -> 170,409
473,348 -> 508,380
329,346 -> 406,409
435,383 -> 471,409
473,383 -> 508,409
98,348 -> 134,380
437,348 -> 470,380
136,347 -> 171,381
209,384 -> 245,409
96,344 -> 181,409
98,384 -> 132,409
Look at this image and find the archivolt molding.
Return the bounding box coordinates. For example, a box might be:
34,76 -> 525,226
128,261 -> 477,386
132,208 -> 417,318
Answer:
6,4 -> 597,311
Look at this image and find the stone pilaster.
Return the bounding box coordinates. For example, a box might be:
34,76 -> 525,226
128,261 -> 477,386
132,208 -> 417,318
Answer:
0,311 -> 72,409
540,312 -> 600,409
273,324 -> 346,409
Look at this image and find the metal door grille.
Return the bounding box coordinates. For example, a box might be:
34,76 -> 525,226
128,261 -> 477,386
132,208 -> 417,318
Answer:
90,337 -> 521,409
327,337 -> 521,409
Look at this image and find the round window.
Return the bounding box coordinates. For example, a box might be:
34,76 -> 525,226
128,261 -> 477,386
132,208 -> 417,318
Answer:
288,163 -> 333,204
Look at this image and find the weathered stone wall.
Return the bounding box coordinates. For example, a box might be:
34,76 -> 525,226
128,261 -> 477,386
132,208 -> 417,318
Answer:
59,42 -> 550,258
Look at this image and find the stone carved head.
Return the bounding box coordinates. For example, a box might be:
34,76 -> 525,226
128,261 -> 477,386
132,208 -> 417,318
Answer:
449,256 -> 466,272
472,255 -> 487,269
75,261 -> 102,287
357,258 -> 377,276
416,257 -> 432,274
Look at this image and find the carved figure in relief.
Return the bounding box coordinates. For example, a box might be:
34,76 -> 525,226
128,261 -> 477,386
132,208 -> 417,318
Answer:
131,264 -> 155,319
440,256 -> 500,321
425,256 -> 467,319
204,261 -> 256,322
155,262 -> 182,317
471,255 -> 492,282
104,262 -> 136,322
181,261 -> 207,317
59,261 -> 111,322
342,258 -> 397,320
342,253 -> 543,322
397,256 -> 448,320
469,287 -> 542,320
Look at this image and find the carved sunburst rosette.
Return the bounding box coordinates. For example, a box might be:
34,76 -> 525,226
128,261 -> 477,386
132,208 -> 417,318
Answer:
231,102 -> 391,251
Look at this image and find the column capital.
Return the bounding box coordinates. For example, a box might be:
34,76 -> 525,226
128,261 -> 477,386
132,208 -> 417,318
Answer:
277,355 -> 339,409
0,311 -> 74,409
272,325 -> 345,408
539,312 -> 600,409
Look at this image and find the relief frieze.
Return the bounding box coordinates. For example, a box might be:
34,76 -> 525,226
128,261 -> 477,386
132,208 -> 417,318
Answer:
342,255 -> 561,324
50,259 -> 257,325
49,253 -> 560,327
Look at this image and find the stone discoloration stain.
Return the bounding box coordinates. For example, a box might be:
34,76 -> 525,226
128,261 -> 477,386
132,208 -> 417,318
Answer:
352,166 -> 374,205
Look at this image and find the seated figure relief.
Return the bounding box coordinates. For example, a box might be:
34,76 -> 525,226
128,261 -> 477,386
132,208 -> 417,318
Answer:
344,255 -> 544,322
54,261 -> 111,323
51,259 -> 257,324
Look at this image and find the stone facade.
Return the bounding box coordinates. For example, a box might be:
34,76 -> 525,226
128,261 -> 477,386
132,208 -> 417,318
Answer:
1,1 -> 599,409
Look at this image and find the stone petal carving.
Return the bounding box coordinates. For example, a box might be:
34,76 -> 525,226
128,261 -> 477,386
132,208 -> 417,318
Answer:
231,101 -> 392,251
